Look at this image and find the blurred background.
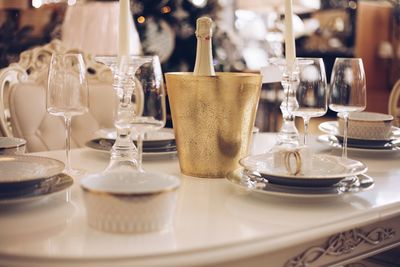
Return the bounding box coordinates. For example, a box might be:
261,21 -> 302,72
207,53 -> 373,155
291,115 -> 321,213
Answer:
0,0 -> 399,131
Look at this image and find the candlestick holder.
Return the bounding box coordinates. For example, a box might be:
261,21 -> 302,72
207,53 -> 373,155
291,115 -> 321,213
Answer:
95,55 -> 152,171
270,58 -> 300,148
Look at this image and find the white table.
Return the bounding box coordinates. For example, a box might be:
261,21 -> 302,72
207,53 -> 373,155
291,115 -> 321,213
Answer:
1,133 -> 400,267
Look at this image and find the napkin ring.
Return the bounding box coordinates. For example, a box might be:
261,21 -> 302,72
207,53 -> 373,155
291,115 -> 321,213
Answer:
284,151 -> 301,176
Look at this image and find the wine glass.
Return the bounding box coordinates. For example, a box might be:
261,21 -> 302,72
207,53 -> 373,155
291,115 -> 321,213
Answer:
131,55 -> 166,172
47,53 -> 89,175
292,58 -> 328,145
329,58 -> 367,160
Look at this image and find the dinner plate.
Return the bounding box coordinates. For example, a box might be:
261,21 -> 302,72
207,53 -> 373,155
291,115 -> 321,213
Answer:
334,135 -> 400,149
318,135 -> 400,153
333,135 -> 398,148
0,155 -> 65,183
240,153 -> 368,187
0,173 -> 73,205
95,128 -> 175,148
226,168 -> 374,198
319,121 -> 400,142
85,138 -> 177,156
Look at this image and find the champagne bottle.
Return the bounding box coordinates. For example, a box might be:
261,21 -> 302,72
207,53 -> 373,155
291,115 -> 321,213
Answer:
193,17 -> 215,76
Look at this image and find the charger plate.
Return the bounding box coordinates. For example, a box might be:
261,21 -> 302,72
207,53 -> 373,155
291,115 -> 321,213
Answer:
334,135 -> 400,149
318,135 -> 400,153
86,138 -> 177,155
226,168 -> 374,198
240,153 -> 368,187
95,128 -> 175,148
0,155 -> 64,183
0,173 -> 73,204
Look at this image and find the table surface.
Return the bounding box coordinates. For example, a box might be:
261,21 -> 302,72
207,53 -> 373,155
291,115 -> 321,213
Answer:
1,133 -> 400,267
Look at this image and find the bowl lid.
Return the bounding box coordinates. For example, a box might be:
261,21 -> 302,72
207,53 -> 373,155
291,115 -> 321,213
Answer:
80,170 -> 180,195
338,112 -> 393,122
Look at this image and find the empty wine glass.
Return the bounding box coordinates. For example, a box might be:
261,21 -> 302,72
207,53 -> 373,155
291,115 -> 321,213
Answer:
131,55 -> 166,171
47,53 -> 89,175
292,58 -> 328,145
329,58 -> 367,160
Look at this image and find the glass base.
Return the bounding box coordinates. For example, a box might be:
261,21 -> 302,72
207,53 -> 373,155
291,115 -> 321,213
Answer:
276,131 -> 300,147
104,143 -> 139,172
105,159 -> 140,173
275,118 -> 300,148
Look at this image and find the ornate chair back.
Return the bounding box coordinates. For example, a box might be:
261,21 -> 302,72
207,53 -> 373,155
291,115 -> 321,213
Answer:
0,39 -> 116,152
389,79 -> 400,127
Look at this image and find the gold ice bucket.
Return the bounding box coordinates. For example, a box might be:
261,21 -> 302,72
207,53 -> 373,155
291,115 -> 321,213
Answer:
165,72 -> 261,178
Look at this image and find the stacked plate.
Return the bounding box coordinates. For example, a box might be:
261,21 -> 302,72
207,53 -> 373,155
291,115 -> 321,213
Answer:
86,128 -> 177,156
226,152 -> 374,198
318,121 -> 400,154
0,155 -> 73,204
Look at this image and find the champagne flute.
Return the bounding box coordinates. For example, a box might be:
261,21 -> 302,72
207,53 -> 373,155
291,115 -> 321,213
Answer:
292,58 -> 328,145
329,58 -> 367,160
131,55 -> 166,172
47,53 -> 89,175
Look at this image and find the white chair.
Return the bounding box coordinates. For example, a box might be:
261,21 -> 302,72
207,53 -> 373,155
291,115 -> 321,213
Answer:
388,79 -> 400,127
0,39 -> 116,152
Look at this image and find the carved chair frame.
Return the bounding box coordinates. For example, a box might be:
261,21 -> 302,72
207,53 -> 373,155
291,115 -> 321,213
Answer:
389,79 -> 400,127
0,39 -> 112,137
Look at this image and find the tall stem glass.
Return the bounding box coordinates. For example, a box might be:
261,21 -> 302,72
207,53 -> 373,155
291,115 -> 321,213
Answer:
329,58 -> 367,160
131,56 -> 166,172
292,58 -> 328,145
47,53 -> 89,175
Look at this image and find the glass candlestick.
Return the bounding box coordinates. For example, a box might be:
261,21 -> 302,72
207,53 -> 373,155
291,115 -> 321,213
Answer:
276,62 -> 300,147
95,55 -> 152,171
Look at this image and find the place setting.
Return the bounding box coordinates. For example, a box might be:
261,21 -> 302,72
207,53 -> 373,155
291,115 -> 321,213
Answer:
227,152 -> 373,198
318,112 -> 400,154
315,57 -> 400,156
0,137 -> 73,205
0,53 -> 88,205
226,57 -> 375,198
0,53 -> 87,206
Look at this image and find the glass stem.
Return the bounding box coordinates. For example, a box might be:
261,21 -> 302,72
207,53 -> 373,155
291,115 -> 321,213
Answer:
64,115 -> 72,172
342,113 -> 349,160
303,117 -> 310,146
137,133 -> 144,172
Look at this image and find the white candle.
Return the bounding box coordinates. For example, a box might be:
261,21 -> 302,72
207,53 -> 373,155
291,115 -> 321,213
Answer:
284,0 -> 296,71
118,0 -> 130,57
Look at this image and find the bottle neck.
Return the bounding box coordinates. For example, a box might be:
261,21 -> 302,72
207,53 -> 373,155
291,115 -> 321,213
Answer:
193,35 -> 215,76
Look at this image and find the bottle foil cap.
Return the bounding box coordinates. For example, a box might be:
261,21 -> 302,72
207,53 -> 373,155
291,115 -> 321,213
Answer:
196,17 -> 213,38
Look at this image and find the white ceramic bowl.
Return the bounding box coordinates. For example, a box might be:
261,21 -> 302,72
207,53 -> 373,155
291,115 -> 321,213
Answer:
80,170 -> 180,234
0,137 -> 26,155
338,112 -> 394,140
